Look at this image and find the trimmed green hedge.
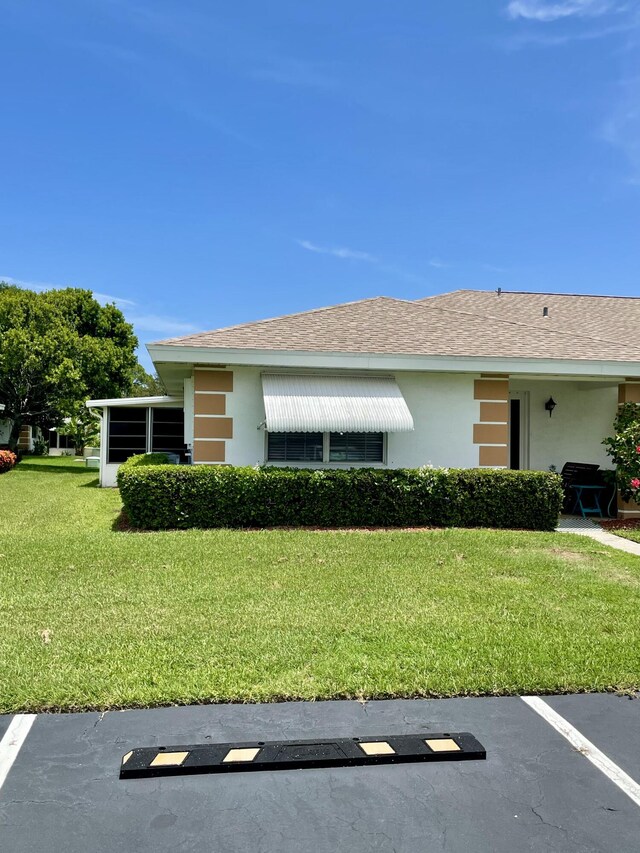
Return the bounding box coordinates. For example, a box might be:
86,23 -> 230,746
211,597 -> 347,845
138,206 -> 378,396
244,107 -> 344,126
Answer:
123,452 -> 175,468
117,462 -> 563,531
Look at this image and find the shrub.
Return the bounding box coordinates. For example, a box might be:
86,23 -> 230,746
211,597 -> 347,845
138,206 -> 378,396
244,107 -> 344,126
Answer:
117,463 -> 563,532
123,452 -> 175,468
31,437 -> 48,456
603,403 -> 640,502
0,450 -> 17,474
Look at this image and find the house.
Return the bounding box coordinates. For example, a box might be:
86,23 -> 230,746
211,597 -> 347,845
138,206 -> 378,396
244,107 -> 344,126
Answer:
0,417 -> 79,456
0,420 -> 42,453
86,289 -> 640,516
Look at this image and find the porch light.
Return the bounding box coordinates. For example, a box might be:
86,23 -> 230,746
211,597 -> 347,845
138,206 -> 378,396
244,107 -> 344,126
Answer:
544,397 -> 557,417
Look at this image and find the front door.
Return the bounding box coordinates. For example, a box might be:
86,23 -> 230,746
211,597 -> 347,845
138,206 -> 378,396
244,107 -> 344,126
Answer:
509,391 -> 530,470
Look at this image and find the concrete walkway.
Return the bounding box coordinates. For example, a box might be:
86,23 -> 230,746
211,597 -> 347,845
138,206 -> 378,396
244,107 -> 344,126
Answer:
557,515 -> 640,556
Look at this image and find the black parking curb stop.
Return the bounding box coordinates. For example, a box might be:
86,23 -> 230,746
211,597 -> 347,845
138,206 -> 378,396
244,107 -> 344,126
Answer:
120,732 -> 486,778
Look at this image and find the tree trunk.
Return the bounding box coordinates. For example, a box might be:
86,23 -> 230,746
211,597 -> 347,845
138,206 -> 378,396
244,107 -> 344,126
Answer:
8,417 -> 22,452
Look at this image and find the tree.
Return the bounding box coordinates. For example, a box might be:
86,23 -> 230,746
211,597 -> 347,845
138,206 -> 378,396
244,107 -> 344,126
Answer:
58,410 -> 101,455
0,285 -> 138,450
130,363 -> 165,397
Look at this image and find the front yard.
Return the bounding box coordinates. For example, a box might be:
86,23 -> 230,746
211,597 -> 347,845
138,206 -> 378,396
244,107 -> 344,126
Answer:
1,456 -> 640,713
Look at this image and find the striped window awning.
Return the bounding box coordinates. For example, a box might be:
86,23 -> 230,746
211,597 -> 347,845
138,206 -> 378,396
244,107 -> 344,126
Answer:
261,374 -> 414,433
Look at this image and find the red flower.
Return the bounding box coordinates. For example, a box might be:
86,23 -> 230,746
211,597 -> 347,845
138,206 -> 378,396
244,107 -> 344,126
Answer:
636,446 -> 640,453
0,449 -> 17,474
631,478 -> 640,490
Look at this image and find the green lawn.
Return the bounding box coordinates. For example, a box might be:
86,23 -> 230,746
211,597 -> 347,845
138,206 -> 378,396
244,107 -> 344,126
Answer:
604,526 -> 640,544
2,456 -> 640,713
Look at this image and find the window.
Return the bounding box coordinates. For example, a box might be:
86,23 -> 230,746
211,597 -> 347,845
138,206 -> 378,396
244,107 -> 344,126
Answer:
151,408 -> 187,462
267,432 -> 384,463
107,406 -> 187,464
267,432 -> 323,462
58,432 -> 73,450
329,432 -> 384,463
107,407 -> 147,464
48,429 -> 73,450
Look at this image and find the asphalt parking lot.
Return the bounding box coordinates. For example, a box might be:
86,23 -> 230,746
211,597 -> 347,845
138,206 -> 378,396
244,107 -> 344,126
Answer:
1,694 -> 639,852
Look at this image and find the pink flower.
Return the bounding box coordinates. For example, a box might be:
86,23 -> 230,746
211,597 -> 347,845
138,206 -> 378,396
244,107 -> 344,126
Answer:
636,446 -> 640,453
631,478 -> 640,490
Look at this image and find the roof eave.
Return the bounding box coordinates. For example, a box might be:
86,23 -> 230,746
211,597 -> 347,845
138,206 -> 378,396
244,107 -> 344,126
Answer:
85,395 -> 182,409
146,343 -> 640,379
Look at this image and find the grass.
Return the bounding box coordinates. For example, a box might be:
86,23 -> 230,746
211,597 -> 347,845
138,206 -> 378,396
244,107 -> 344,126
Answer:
615,530 -> 640,543
605,529 -> 640,544
600,519 -> 640,545
2,456 -> 640,713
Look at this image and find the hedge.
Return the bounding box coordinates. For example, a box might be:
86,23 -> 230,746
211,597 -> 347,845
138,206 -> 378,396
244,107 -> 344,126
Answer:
0,450 -> 17,474
117,459 -> 563,532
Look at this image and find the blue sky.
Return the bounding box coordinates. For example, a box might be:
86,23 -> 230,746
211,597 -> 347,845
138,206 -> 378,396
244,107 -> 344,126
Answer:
2,0 -> 640,368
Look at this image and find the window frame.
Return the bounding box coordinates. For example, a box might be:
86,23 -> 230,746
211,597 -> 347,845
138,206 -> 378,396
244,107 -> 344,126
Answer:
106,407 -> 149,465
106,406 -> 187,465
266,431 -> 386,465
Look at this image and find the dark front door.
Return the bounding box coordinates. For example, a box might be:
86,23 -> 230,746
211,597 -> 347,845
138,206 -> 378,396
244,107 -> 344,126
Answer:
509,398 -> 520,470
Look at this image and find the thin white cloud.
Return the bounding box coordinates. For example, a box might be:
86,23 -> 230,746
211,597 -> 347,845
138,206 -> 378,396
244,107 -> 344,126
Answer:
252,58 -> 340,91
128,314 -> 200,335
1,276 -> 136,307
482,263 -> 510,273
93,292 -> 137,307
1,274 -> 66,291
297,241 -> 430,286
506,0 -> 620,21
601,76 -> 640,184
1,274 -> 198,335
504,19 -> 636,46
297,240 -> 379,263
428,258 -> 451,269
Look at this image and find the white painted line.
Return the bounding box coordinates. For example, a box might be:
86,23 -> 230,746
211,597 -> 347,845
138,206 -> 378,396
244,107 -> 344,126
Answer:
0,715 -> 36,793
522,696 -> 640,809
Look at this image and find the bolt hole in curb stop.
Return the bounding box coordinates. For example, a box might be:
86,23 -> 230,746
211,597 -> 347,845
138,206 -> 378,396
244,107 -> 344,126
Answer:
120,732 -> 486,779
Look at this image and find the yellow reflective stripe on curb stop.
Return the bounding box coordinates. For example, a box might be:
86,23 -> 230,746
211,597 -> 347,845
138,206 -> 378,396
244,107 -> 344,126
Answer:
150,751 -> 189,767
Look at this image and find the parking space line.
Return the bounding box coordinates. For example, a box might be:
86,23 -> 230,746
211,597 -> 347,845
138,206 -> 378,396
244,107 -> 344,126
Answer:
0,715 -> 36,793
522,695 -> 640,808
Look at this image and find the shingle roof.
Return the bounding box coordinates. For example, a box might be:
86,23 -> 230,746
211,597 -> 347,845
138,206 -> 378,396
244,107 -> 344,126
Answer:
153,291 -> 640,363
420,290 -> 640,348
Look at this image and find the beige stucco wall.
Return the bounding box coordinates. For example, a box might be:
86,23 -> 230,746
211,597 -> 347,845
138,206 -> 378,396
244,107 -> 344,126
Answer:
209,366 -> 480,469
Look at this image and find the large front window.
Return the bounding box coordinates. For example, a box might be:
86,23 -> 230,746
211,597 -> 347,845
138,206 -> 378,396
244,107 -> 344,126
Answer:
267,432 -> 384,463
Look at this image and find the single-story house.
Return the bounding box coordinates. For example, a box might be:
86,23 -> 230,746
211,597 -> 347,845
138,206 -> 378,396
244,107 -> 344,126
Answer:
0,420 -> 42,453
86,289 -> 640,516
0,418 -> 80,456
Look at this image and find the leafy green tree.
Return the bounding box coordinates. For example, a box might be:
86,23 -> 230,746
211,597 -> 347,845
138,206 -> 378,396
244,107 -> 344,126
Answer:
58,410 -> 101,455
130,363 -> 165,397
0,284 -> 137,450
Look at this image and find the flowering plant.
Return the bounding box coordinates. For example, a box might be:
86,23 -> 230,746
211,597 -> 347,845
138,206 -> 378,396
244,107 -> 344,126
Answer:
0,449 -> 17,474
603,403 -> 640,502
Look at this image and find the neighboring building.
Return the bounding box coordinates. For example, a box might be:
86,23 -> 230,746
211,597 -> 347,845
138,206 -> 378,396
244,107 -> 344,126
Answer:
47,427 -> 76,456
0,420 -> 41,452
0,418 -> 11,447
86,290 -> 640,515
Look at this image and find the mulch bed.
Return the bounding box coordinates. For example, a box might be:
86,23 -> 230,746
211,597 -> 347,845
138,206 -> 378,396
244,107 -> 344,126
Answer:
599,519 -> 640,532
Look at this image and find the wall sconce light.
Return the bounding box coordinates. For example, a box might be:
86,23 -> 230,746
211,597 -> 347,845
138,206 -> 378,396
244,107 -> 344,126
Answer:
544,397 -> 556,418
